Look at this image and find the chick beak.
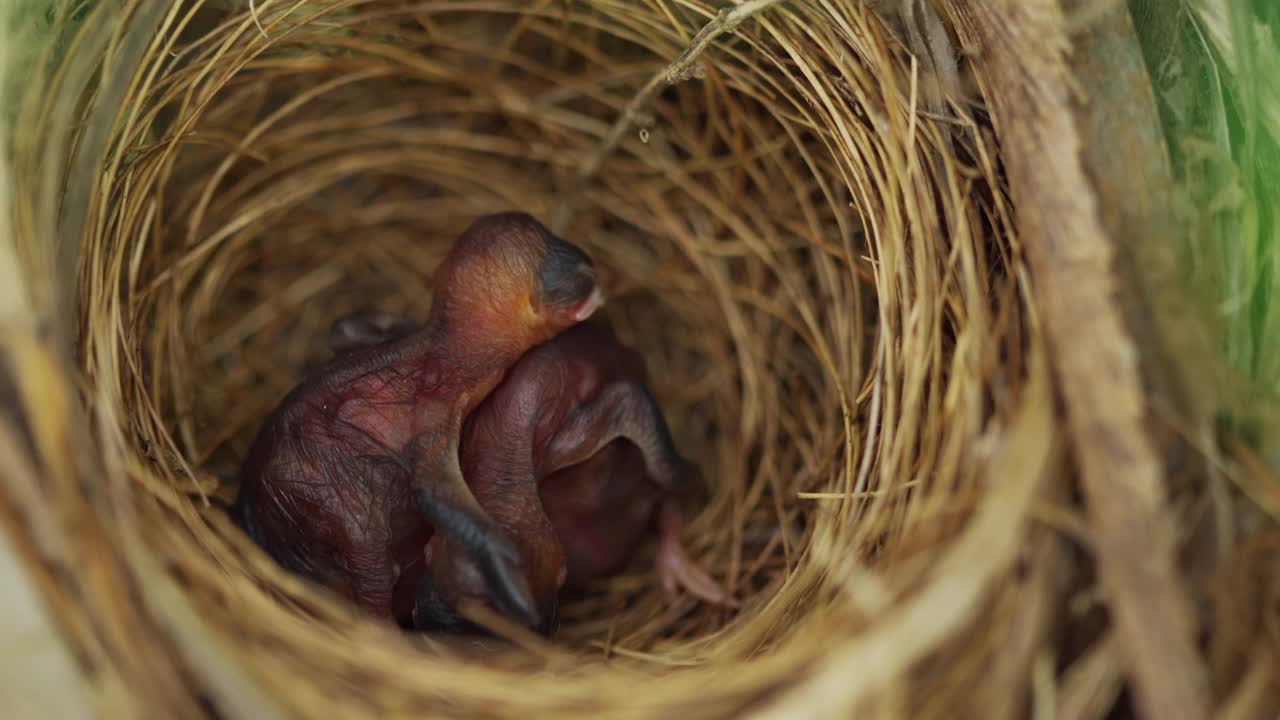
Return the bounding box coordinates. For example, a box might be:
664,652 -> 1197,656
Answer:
573,286 -> 604,322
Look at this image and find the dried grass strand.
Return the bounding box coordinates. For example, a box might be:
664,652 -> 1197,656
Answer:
5,0 -> 1254,718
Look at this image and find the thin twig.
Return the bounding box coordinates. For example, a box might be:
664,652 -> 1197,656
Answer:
550,0 -> 787,234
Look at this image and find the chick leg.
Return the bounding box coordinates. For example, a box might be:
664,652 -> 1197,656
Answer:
409,432 -> 539,630
328,311 -> 418,355
411,553 -> 469,633
327,312 -> 542,629
541,382 -> 700,494
654,500 -> 737,607
542,382 -> 734,606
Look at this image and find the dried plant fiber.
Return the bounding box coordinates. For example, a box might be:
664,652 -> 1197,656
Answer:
0,1 -> 1276,719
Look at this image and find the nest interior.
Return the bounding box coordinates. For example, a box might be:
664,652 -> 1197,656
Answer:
3,1 -> 1076,718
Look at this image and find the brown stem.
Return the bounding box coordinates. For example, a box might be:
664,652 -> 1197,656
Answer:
962,1 -> 1210,718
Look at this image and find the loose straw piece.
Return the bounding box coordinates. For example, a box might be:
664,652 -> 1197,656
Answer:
9,1 -> 1259,718
550,0 -> 788,234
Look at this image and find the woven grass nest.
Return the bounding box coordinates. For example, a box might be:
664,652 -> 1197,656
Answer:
3,0 -> 1279,718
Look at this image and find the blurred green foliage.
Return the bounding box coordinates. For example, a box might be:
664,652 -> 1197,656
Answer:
1131,0 -> 1280,458
1,1 -> 94,126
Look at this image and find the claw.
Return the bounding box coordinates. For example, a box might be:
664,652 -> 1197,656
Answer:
655,531 -> 738,608
655,501 -> 737,608
473,534 -> 541,628
412,573 -> 465,632
412,480 -> 542,628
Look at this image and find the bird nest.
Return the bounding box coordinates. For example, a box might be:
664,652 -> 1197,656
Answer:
2,0 -> 1274,718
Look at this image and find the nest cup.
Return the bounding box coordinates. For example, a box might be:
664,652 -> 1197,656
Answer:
9,1 -> 1056,717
